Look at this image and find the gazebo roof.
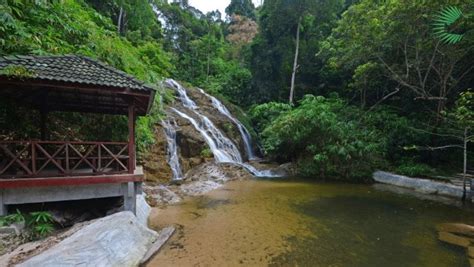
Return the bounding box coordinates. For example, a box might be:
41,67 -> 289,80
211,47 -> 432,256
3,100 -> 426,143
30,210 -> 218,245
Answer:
0,55 -> 155,115
0,55 -> 154,92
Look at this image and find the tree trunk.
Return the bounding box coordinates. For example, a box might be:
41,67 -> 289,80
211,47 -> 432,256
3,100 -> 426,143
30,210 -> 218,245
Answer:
463,127 -> 469,202
289,17 -> 302,105
118,6 -> 124,35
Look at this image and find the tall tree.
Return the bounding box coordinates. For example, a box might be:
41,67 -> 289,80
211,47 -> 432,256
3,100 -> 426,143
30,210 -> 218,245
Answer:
248,0 -> 344,104
225,0 -> 256,20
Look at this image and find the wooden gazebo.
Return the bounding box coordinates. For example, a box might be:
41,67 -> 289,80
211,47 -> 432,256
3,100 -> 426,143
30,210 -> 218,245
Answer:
0,55 -> 155,215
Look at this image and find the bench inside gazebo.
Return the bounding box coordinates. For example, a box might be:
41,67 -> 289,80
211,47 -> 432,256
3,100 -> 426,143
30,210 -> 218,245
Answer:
0,55 -> 155,216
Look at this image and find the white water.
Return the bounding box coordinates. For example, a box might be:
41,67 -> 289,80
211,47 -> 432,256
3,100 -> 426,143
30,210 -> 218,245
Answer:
165,79 -> 280,177
171,108 -> 242,163
162,118 -> 183,180
197,88 -> 257,160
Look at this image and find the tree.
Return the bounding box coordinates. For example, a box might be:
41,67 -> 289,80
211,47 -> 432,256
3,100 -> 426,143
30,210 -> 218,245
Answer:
320,0 -> 473,116
407,90 -> 473,200
225,0 -> 256,20
249,0 -> 344,104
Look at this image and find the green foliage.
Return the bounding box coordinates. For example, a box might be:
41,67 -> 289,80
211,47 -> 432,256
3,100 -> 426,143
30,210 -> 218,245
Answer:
200,148 -> 213,158
0,209 -> 25,227
453,89 -> 474,128
0,65 -> 36,78
433,6 -> 464,44
396,161 -> 435,178
260,95 -> 387,181
0,0 -> 173,154
225,0 -> 256,20
0,210 -> 54,238
249,102 -> 292,133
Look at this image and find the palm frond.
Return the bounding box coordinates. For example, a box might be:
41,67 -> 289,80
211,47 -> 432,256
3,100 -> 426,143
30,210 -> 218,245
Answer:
432,6 -> 464,44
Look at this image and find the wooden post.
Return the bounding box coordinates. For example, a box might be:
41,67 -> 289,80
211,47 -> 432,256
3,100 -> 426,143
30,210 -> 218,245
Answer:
40,110 -> 47,140
128,103 -> 136,174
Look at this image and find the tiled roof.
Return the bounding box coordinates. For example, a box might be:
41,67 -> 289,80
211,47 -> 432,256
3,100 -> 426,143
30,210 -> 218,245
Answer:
0,55 -> 154,92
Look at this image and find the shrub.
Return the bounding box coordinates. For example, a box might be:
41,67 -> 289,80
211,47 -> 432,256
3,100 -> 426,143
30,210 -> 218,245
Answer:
249,102 -> 292,133
0,210 -> 55,239
260,95 -> 387,181
200,148 -> 213,158
395,161 -> 435,177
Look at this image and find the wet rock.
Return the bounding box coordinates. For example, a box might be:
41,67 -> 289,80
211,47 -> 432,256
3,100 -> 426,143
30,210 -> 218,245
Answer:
144,185 -> 182,206
140,226 -> 175,264
436,223 -> 474,238
274,162 -> 296,176
18,212 -> 158,267
438,231 -> 472,248
142,128 -> 173,183
180,181 -> 223,196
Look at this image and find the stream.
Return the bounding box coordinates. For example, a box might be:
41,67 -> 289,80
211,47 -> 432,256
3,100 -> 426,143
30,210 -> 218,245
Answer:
147,178 -> 473,267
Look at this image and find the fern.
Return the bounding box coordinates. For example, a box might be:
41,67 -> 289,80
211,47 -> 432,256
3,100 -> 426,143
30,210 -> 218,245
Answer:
433,6 -> 464,44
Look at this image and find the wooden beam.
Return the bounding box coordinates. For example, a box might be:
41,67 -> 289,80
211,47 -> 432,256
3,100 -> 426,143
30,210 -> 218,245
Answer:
0,78 -> 151,97
128,103 -> 136,174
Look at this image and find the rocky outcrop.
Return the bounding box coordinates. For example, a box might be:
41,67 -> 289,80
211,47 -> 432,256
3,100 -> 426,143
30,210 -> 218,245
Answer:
373,171 -> 464,199
143,82 -> 257,183
143,128 -> 173,183
18,212 -> 158,267
144,162 -> 254,206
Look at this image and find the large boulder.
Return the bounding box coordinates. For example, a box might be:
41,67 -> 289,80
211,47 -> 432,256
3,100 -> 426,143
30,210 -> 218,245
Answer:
19,212 -> 158,267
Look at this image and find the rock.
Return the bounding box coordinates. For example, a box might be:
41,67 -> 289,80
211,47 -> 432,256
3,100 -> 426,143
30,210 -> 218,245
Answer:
140,226 -> 175,264
180,180 -> 223,196
436,223 -> 474,238
50,209 -> 93,227
438,231 -> 473,248
0,221 -> 24,236
136,194 -> 151,226
0,227 -> 17,235
18,212 -> 158,267
373,171 -> 464,199
144,185 -> 182,206
275,162 -> 296,176
468,246 -> 474,258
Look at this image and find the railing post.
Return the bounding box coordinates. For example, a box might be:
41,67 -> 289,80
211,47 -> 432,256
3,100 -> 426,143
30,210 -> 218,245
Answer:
98,143 -> 102,172
31,141 -> 36,175
65,142 -> 70,174
128,103 -> 136,174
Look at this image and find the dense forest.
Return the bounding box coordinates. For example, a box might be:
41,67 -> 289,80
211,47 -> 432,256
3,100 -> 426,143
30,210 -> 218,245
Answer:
0,0 -> 472,181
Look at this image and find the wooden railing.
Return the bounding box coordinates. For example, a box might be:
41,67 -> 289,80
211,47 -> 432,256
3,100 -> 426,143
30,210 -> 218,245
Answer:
0,141 -> 130,178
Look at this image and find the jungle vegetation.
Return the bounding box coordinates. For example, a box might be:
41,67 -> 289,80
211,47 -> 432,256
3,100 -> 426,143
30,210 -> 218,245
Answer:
0,0 -> 472,180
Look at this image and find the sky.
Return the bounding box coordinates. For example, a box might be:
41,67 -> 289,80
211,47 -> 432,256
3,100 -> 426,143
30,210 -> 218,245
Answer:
188,0 -> 262,17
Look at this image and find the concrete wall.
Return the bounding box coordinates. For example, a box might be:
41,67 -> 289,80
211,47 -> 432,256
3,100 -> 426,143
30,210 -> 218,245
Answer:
0,182 -> 141,216
373,171 -> 464,199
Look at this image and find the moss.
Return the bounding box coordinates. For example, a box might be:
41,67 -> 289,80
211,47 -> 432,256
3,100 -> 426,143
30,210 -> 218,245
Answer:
200,148 -> 213,158
0,65 -> 36,79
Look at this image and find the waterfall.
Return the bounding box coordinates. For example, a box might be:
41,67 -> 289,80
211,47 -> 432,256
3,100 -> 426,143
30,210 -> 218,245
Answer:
165,79 -> 280,177
171,108 -> 242,163
162,118 -> 183,180
165,79 -> 198,109
197,88 -> 257,160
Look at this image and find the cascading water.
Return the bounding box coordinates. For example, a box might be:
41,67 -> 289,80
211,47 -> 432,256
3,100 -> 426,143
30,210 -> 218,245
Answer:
171,108 -> 242,163
162,118 -> 183,180
197,88 -> 257,160
164,79 -> 280,177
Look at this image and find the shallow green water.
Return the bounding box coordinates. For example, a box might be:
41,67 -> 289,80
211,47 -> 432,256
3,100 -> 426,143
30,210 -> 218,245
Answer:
148,178 -> 474,267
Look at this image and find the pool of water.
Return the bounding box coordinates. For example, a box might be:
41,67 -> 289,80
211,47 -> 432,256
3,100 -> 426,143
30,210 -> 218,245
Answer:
147,178 -> 474,266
